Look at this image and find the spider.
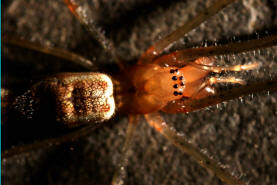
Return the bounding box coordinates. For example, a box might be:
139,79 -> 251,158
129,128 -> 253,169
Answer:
2,0 -> 277,185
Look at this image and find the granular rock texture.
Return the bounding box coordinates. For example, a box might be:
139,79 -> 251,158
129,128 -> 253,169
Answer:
2,0 -> 277,185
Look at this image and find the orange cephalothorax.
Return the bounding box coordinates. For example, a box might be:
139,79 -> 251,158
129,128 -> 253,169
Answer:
122,56 -> 258,114
122,57 -> 214,114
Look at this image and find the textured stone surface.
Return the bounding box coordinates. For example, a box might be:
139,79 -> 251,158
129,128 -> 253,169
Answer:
2,0 -> 277,185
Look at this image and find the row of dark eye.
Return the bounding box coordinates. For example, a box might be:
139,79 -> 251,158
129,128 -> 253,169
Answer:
172,80 -> 185,86
172,76 -> 184,81
173,82 -> 185,88
170,69 -> 178,73
170,68 -> 185,96
173,91 -> 183,96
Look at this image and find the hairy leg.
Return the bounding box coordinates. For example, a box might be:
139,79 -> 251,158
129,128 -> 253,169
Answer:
63,0 -> 122,69
144,112 -> 245,185
189,61 -> 259,73
162,79 -> 277,113
3,36 -> 98,70
111,115 -> 139,185
2,123 -> 101,158
153,35 -> 277,66
139,0 -> 237,64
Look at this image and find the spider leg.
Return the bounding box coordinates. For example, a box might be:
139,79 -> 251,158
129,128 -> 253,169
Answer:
2,123 -> 101,158
189,62 -> 259,73
162,79 -> 277,113
139,0 -> 236,64
111,115 -> 139,185
63,0 -> 122,69
187,60 -> 260,99
189,77 -> 245,101
3,36 -> 98,71
153,35 -> 277,66
144,112 -> 246,185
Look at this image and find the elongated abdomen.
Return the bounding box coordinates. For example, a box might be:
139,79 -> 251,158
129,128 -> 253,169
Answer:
11,73 -> 115,128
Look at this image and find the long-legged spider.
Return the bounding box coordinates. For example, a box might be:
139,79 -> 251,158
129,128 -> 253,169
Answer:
2,0 -> 277,185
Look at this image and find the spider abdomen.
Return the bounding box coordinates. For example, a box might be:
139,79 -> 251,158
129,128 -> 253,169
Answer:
11,73 -> 115,127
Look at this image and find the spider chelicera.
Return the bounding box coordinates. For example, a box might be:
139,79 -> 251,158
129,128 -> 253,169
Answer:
2,0 -> 276,185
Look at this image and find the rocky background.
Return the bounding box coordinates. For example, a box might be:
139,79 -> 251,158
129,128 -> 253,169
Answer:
2,0 -> 277,185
